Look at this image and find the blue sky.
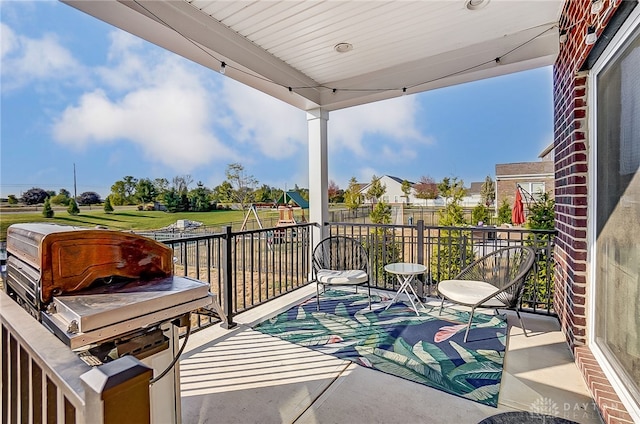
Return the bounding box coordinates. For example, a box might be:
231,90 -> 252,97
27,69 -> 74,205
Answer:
1,0 -> 554,199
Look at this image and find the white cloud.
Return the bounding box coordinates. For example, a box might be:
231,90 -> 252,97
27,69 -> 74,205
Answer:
0,23 -> 82,91
330,95 -> 432,156
52,32 -> 235,171
220,79 -> 307,159
96,31 -> 152,92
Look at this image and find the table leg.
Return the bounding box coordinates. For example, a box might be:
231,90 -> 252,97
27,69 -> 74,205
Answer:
384,274 -> 425,316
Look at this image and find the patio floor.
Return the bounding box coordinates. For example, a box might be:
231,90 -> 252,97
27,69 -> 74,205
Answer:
179,285 -> 603,424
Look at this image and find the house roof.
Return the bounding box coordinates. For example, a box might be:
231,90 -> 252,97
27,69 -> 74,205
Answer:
276,191 -> 309,209
467,182 -> 484,195
63,0 -> 563,112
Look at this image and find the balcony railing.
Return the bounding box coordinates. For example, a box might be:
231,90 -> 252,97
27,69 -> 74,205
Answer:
160,220 -> 556,332
0,220 -> 556,422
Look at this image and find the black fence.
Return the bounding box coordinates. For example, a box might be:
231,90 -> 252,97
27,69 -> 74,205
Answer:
161,220 -> 556,332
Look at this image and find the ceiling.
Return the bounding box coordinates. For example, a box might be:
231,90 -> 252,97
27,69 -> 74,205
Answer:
62,0 -> 563,112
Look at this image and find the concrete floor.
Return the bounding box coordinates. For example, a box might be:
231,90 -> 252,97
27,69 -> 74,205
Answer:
179,286 -> 603,424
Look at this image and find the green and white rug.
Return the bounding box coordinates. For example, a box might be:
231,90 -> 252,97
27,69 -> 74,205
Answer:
254,290 -> 507,407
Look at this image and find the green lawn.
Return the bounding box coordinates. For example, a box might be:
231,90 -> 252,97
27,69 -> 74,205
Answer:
0,207 -> 286,241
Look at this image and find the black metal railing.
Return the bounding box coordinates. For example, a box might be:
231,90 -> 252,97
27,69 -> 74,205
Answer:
163,223 -> 314,330
328,221 -> 556,314
161,220 -> 556,332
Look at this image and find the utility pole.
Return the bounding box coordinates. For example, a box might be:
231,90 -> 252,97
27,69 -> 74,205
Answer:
73,163 -> 77,200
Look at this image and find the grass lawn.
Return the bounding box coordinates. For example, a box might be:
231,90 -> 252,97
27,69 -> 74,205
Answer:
0,207 -> 287,241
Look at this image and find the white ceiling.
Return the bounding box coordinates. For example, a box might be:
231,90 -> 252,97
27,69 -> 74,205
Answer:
62,0 -> 563,112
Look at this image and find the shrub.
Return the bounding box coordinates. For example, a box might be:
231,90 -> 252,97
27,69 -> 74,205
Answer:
67,199 -> 80,216
104,196 -> 114,213
471,203 -> 490,225
497,199 -> 511,225
42,198 -> 54,218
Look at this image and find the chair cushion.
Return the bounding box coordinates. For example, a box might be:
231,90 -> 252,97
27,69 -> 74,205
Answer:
438,279 -> 505,308
317,269 -> 368,285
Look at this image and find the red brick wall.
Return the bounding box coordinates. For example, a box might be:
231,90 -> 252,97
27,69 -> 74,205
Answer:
553,0 -> 633,422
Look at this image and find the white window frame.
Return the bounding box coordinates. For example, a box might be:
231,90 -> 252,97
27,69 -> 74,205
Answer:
587,6 -> 640,421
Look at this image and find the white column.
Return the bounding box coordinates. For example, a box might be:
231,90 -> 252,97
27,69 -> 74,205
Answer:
307,108 -> 329,244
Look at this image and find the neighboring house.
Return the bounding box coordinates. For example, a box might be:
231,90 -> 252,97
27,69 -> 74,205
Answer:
358,175 -> 485,207
494,143 -> 555,210
359,175 -> 415,204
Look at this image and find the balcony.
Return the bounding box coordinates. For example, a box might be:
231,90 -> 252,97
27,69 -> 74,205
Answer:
1,222 -> 602,423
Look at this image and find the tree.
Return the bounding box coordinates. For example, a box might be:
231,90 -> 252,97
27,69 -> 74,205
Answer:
42,198 -> 54,218
7,195 -> 18,205
122,176 -> 138,203
153,178 -> 169,201
59,188 -> 71,198
212,181 -> 234,203
172,175 -> 193,194
401,180 -> 412,203
109,181 -> 126,206
67,198 -> 80,215
104,196 -> 114,213
480,176 -> 496,207
50,192 -> 71,206
21,187 -> 48,205
188,181 -> 212,212
365,175 -> 386,204
225,163 -> 257,210
110,176 -> 138,205
344,177 -> 362,212
254,184 -> 280,203
327,180 -> 343,204
471,203 -> 490,225
136,178 -> 157,204
370,201 -> 392,224
431,176 -> 472,282
414,176 -> 438,200
438,177 -> 466,206
526,191 -> 555,230
497,199 -> 512,225
78,191 -> 101,206
163,189 -> 181,213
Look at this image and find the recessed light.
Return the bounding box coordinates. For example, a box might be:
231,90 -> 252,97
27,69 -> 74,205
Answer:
334,43 -> 353,53
466,0 -> 489,10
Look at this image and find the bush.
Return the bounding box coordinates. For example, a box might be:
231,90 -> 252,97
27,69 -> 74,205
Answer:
67,199 -> 80,216
103,196 -> 114,213
471,203 -> 490,225
522,192 -> 556,309
497,199 -> 511,225
42,198 -> 54,218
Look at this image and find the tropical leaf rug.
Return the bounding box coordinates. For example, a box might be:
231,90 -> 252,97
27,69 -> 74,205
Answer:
253,290 -> 507,407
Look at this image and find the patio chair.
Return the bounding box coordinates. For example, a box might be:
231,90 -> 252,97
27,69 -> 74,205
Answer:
312,235 -> 371,311
437,246 -> 536,342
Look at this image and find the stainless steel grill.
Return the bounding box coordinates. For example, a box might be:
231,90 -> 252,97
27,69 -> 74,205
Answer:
5,222 -> 215,355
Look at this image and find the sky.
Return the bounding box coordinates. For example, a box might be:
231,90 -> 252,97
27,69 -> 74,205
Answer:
0,0 -> 554,200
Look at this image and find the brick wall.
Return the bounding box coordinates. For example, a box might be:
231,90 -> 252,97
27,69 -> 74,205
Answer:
553,0 -> 633,422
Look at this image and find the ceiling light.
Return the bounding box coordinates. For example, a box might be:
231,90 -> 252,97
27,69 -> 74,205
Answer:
586,26 -> 597,45
334,43 -> 353,53
466,0 -> 489,10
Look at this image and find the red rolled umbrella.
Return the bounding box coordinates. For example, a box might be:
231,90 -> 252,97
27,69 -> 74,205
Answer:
512,189 -> 526,225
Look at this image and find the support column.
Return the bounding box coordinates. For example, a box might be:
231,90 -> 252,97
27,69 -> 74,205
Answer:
307,108 -> 329,245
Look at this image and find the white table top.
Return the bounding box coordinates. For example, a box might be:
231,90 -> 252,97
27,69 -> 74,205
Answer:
384,262 -> 427,275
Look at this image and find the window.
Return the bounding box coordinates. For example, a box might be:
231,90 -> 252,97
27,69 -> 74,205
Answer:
520,182 -> 546,200
590,10 -> 640,418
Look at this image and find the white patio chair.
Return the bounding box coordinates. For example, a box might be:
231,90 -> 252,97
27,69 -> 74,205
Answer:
437,246 -> 536,342
312,235 -> 371,311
